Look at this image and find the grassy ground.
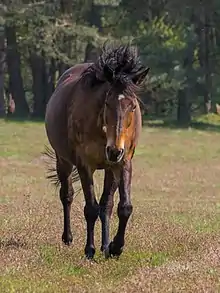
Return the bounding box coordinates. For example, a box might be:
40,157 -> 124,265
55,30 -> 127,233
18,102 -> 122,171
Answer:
1,116 -> 220,292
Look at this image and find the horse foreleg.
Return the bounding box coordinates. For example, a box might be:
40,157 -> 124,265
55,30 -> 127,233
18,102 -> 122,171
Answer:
99,168 -> 118,258
57,158 -> 74,245
108,160 -> 133,258
78,166 -> 99,259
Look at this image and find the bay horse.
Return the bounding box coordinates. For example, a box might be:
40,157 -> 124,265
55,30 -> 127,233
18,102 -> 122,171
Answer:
44,44 -> 149,259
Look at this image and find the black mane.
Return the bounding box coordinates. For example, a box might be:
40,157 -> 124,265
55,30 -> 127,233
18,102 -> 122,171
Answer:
81,43 -> 146,94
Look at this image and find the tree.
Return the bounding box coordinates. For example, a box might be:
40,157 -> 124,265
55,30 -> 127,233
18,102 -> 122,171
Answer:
0,25 -> 5,117
5,24 -> 29,117
1,0 -> 220,121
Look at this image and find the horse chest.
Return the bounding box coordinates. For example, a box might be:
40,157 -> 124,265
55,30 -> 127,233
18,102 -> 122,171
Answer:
76,139 -> 106,165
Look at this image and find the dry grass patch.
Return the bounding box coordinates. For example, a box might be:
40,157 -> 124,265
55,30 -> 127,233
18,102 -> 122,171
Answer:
1,119 -> 220,292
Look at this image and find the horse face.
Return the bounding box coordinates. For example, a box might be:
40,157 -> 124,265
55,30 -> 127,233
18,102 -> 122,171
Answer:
103,93 -> 136,163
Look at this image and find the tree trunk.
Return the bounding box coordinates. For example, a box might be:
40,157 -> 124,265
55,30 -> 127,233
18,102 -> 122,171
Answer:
84,43 -> 100,62
177,89 -> 191,126
83,2 -> 102,63
5,25 -> 29,117
59,0 -> 72,77
30,52 -> 47,118
46,58 -> 56,103
203,8 -> 212,114
58,62 -> 69,77
60,0 -> 72,14
177,25 -> 195,126
0,25 -> 5,117
86,2 -> 102,30
195,4 -> 213,114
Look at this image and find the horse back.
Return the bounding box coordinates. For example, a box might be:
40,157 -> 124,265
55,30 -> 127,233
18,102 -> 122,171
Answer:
56,63 -> 93,89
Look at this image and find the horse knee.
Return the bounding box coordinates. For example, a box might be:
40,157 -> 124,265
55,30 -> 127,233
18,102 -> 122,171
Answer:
117,203 -> 133,219
59,185 -> 74,205
99,202 -> 113,222
57,158 -> 73,206
84,203 -> 99,222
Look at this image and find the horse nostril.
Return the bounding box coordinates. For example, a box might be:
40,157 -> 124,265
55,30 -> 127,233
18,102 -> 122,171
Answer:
119,148 -> 124,156
117,148 -> 124,159
106,146 -> 124,162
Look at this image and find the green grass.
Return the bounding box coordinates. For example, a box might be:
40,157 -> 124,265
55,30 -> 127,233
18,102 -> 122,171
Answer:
1,116 -> 220,292
170,211 -> 220,233
0,276 -> 61,293
0,119 -> 46,159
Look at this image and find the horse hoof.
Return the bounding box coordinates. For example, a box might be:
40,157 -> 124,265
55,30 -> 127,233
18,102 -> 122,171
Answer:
62,232 -> 73,245
100,245 -> 111,259
108,241 -> 123,258
85,246 -> 95,259
85,254 -> 94,260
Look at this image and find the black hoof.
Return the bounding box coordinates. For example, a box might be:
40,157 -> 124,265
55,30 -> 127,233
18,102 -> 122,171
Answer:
108,241 -> 123,258
101,245 -> 110,259
62,231 -> 73,245
85,246 -> 95,259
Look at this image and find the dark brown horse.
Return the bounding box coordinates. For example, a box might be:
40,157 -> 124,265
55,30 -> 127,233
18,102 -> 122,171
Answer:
45,44 -> 149,259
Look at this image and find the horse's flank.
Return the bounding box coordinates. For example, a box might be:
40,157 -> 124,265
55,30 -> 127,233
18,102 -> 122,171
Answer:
45,63 -> 91,162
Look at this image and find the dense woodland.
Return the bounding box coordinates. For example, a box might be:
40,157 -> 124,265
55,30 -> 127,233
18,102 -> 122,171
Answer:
0,0 -> 220,125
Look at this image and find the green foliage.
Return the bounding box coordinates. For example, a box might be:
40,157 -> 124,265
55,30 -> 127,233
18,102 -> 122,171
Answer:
1,0 -> 220,119
3,1 -> 105,64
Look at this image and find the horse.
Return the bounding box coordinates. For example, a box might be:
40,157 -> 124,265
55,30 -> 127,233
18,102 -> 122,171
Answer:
44,43 -> 149,259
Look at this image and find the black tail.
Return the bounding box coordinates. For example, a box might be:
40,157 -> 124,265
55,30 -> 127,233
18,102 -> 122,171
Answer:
42,145 -> 81,194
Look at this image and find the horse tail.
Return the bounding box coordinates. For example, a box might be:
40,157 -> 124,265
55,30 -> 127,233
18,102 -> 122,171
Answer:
42,145 -> 81,195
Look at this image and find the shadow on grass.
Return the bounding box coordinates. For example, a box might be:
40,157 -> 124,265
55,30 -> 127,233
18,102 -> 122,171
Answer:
0,237 -> 28,249
143,116 -> 220,133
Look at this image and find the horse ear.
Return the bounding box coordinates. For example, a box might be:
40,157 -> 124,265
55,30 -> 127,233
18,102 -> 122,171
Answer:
103,64 -> 114,82
132,67 -> 150,85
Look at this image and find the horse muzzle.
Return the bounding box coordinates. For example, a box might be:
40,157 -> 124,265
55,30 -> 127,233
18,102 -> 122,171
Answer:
105,146 -> 125,163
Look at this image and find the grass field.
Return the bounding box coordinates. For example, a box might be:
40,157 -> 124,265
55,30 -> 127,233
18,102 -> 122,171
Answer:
1,117 -> 220,292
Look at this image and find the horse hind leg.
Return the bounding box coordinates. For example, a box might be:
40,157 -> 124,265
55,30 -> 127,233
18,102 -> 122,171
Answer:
56,156 -> 74,245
